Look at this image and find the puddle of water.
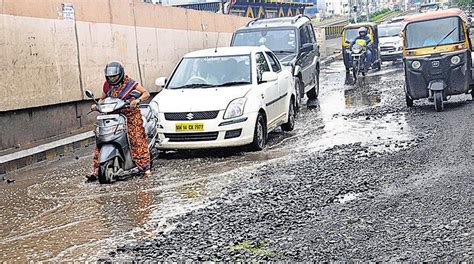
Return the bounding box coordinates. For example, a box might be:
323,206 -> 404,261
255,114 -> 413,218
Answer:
337,192 -> 360,203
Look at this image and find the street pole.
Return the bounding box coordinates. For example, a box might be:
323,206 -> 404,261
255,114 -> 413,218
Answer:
366,0 -> 370,22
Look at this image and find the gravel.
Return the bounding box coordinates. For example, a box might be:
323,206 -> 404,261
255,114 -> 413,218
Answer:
110,91 -> 473,261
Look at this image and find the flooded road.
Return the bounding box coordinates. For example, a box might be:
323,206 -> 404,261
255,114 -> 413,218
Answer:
2,59 -> 470,262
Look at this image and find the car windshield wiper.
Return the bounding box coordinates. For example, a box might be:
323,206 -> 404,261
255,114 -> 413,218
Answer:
273,50 -> 294,54
434,27 -> 456,49
215,81 -> 251,87
171,83 -> 216,89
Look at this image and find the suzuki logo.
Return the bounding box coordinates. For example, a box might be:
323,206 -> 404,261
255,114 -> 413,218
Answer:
432,61 -> 440,67
186,113 -> 194,120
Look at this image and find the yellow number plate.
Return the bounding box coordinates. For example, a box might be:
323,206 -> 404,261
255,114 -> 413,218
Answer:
175,123 -> 204,132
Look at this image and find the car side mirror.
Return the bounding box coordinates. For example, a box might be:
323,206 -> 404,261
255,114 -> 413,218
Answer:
301,43 -> 313,52
261,72 -> 278,83
155,77 -> 167,87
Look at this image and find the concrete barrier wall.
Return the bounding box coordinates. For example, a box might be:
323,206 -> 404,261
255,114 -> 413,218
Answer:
0,0 -> 250,112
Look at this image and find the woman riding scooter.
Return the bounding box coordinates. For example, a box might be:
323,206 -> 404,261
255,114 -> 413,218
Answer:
87,61 -> 151,180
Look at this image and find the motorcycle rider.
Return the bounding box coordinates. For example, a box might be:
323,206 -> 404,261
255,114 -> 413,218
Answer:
350,27 -> 373,70
87,61 -> 151,180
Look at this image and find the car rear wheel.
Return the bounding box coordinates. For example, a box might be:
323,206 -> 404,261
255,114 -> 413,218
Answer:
306,69 -> 319,100
250,113 -> 266,151
405,93 -> 414,107
282,98 -> 295,132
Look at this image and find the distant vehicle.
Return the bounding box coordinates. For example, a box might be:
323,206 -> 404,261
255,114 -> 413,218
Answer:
390,16 -> 405,23
231,15 -> 320,110
153,46 -> 296,151
379,22 -> 403,61
419,3 -> 439,13
341,22 -> 382,74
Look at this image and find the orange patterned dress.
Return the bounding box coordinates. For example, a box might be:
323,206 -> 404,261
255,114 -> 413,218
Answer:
93,76 -> 151,172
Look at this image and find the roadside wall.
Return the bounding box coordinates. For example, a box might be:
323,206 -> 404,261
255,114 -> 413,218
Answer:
0,0 -> 249,112
0,0 -> 249,151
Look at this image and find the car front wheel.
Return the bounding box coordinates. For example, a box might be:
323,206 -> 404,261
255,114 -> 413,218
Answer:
250,113 -> 267,151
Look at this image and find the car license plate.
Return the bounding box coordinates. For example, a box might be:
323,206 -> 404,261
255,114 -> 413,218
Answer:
175,123 -> 204,132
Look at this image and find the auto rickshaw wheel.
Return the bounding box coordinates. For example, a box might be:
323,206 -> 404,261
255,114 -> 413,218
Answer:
374,61 -> 382,71
434,91 -> 444,112
405,93 -> 414,107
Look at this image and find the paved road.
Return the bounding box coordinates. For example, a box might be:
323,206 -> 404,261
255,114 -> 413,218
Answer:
0,60 -> 472,261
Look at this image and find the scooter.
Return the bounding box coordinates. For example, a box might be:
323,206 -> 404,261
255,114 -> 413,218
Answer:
85,90 -> 159,184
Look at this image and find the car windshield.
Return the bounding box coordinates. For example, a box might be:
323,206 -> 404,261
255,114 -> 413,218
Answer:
405,17 -> 464,49
379,25 -> 401,37
232,29 -> 297,53
167,55 -> 252,89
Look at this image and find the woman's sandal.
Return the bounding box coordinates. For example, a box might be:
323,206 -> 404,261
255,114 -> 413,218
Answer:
144,170 -> 151,177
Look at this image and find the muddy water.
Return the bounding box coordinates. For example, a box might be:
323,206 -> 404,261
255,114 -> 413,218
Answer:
0,60 -> 413,261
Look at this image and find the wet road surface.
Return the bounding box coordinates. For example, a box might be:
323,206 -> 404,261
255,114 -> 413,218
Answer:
1,60 -> 472,261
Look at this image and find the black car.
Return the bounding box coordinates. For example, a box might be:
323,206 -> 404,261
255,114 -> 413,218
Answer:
231,15 -> 321,108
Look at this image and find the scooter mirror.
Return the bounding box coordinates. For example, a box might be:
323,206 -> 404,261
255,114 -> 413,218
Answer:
85,90 -> 95,99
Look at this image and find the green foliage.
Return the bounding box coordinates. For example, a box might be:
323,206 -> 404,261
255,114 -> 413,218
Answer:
231,241 -> 274,256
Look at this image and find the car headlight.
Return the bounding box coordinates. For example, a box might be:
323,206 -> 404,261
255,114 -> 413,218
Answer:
411,60 -> 421,70
224,98 -> 247,119
450,55 -> 461,65
100,103 -> 117,113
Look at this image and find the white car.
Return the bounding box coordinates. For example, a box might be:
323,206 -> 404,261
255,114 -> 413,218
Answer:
152,46 -> 296,151
379,22 -> 403,62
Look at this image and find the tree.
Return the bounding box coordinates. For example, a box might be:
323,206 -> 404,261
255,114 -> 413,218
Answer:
452,0 -> 471,8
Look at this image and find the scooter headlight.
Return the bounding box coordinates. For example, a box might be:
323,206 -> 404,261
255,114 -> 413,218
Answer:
450,55 -> 461,65
100,103 -> 117,113
411,60 -> 421,70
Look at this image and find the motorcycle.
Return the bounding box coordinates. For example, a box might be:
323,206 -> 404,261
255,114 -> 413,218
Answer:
85,90 -> 160,184
350,43 -> 368,82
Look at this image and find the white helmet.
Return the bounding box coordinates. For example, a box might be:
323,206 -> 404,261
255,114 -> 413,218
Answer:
358,27 -> 368,35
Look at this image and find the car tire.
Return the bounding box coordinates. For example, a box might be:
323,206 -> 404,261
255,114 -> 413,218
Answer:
405,93 -> 414,107
294,77 -> 302,111
306,69 -> 319,100
282,98 -> 295,132
250,113 -> 266,151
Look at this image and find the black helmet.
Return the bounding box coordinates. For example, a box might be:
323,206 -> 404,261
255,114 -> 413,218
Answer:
104,61 -> 125,86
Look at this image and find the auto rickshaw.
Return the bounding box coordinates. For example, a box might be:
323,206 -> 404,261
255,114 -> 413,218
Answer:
342,22 -> 382,74
402,8 -> 474,112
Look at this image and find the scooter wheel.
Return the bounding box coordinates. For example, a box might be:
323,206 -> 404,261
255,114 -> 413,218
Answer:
99,160 -> 115,184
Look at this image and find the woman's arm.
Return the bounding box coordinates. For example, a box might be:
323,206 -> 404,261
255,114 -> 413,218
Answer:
130,84 -> 150,107
135,84 -> 150,102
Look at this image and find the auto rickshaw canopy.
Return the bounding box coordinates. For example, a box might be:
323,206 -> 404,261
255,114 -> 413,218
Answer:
402,8 -> 471,56
342,22 -> 378,47
403,8 -> 468,25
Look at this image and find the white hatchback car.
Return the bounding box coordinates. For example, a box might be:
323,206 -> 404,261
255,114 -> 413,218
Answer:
152,46 -> 295,151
